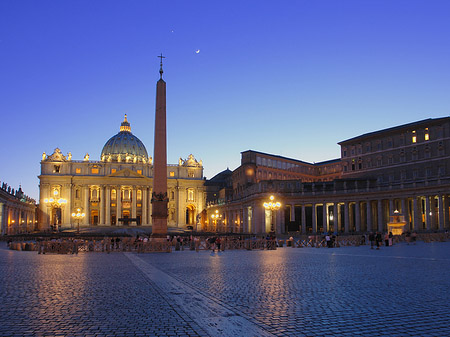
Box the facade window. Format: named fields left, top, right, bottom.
left=137, top=190, right=142, bottom=201
left=188, top=170, right=194, bottom=178
left=76, top=168, right=81, bottom=174
left=425, top=128, right=429, bottom=141
left=53, top=165, right=60, bottom=173
left=426, top=168, right=432, bottom=177
left=377, top=142, right=382, bottom=151
left=412, top=130, right=417, bottom=143
left=343, top=150, right=347, bottom=157
left=171, top=191, right=175, bottom=199
left=169, top=171, right=175, bottom=177
left=111, top=189, right=116, bottom=200
left=187, top=189, right=194, bottom=201
left=111, top=169, right=116, bottom=174
left=137, top=170, right=142, bottom=175
left=75, top=189, right=80, bottom=199
left=439, top=166, right=445, bottom=176
left=91, top=168, right=99, bottom=174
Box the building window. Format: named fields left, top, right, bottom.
left=171, top=191, right=175, bottom=199
left=187, top=189, right=194, bottom=201
left=425, top=128, right=429, bottom=141
left=111, top=169, right=116, bottom=174
left=91, top=168, right=99, bottom=174
left=111, top=189, right=116, bottom=200
left=188, top=170, right=194, bottom=178
left=76, top=168, right=81, bottom=174
left=137, top=190, right=142, bottom=201
left=137, top=170, right=142, bottom=175
left=75, top=189, right=80, bottom=199
left=170, top=171, right=175, bottom=177
left=54, top=165, right=61, bottom=173
left=412, top=130, right=417, bottom=143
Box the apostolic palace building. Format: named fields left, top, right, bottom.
left=38, top=115, right=205, bottom=231
left=206, top=117, right=450, bottom=236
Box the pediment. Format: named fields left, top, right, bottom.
left=108, top=168, right=145, bottom=178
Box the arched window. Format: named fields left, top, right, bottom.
left=111, top=189, right=116, bottom=200
left=187, top=189, right=194, bottom=201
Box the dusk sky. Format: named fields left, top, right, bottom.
left=1, top=0, right=450, bottom=201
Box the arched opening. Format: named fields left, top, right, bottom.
left=185, top=204, right=196, bottom=226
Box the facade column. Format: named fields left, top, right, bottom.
left=142, top=187, right=148, bottom=225
left=312, top=203, right=317, bottom=233
left=389, top=199, right=394, bottom=216
left=131, top=187, right=137, bottom=224
left=333, top=202, right=338, bottom=234
left=63, top=183, right=72, bottom=226
left=377, top=199, right=383, bottom=232
left=117, top=186, right=122, bottom=224
left=301, top=205, right=306, bottom=234
left=355, top=201, right=361, bottom=232
left=322, top=203, right=327, bottom=233
left=83, top=186, right=89, bottom=225
left=100, top=185, right=105, bottom=225
left=105, top=186, right=111, bottom=226
left=344, top=201, right=350, bottom=233
left=425, top=196, right=431, bottom=231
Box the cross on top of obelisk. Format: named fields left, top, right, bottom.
left=158, top=53, right=165, bottom=79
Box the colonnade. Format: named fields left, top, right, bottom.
left=208, top=193, right=450, bottom=235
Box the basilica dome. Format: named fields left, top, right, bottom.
left=101, top=115, right=149, bottom=163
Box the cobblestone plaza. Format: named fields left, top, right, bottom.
left=1, top=241, right=449, bottom=337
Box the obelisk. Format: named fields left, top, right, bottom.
left=151, top=54, right=168, bottom=236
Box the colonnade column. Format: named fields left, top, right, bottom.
left=355, top=201, right=361, bottom=232
left=438, top=195, right=444, bottom=230
left=100, top=185, right=105, bottom=225
left=333, top=203, right=339, bottom=234
left=301, top=205, right=306, bottom=234
left=413, top=197, right=420, bottom=231
left=401, top=199, right=409, bottom=230
left=105, top=186, right=111, bottom=226
left=312, top=203, right=317, bottom=233
left=290, top=204, right=295, bottom=222
left=444, top=195, right=449, bottom=230
left=322, top=203, right=327, bottom=233
left=377, top=199, right=383, bottom=232
left=344, top=201, right=350, bottom=233
left=366, top=200, right=373, bottom=232
left=425, top=196, right=431, bottom=231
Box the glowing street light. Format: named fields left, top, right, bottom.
left=264, top=195, right=281, bottom=233
left=211, top=210, right=221, bottom=232
left=71, top=208, right=86, bottom=234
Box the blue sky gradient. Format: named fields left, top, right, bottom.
left=1, top=0, right=449, bottom=200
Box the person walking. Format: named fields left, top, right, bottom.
left=375, top=232, right=382, bottom=250
left=369, top=232, right=375, bottom=249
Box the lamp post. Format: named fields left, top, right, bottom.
left=211, top=210, right=221, bottom=232
left=71, top=208, right=85, bottom=234
left=263, top=195, right=281, bottom=234
left=44, top=190, right=67, bottom=231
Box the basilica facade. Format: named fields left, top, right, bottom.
left=38, top=115, right=205, bottom=231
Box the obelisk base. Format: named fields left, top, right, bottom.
left=151, top=198, right=168, bottom=238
